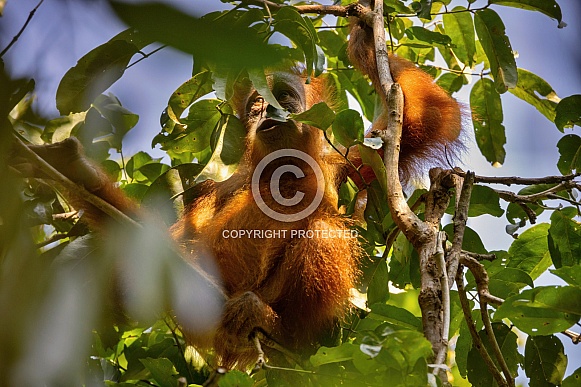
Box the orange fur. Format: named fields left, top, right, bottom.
left=348, top=17, right=464, bottom=183
left=170, top=71, right=360, bottom=368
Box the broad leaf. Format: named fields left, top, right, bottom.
left=524, top=335, right=567, bottom=386
left=507, top=223, right=551, bottom=280
left=563, top=367, right=581, bottom=387
left=367, top=258, right=389, bottom=305
left=494, top=286, right=581, bottom=335
left=474, top=9, right=517, bottom=93
left=332, top=109, right=364, bottom=147
left=56, top=29, right=148, bottom=115
left=165, top=71, right=214, bottom=129
left=557, top=134, right=581, bottom=174
left=471, top=78, right=506, bottom=165
left=548, top=208, right=581, bottom=268
left=139, top=358, right=178, bottom=387
left=467, top=323, right=519, bottom=386
left=273, top=6, right=322, bottom=78
left=405, top=26, right=452, bottom=46
left=550, top=265, right=581, bottom=288
left=468, top=185, right=504, bottom=217
left=509, top=68, right=558, bottom=123
left=290, top=102, right=336, bottom=130
left=369, top=304, right=422, bottom=331
left=111, top=3, right=290, bottom=70
left=310, top=343, right=357, bottom=367
left=555, top=95, right=581, bottom=131
left=489, top=0, right=563, bottom=24
left=154, top=99, right=223, bottom=154
left=443, top=7, right=476, bottom=67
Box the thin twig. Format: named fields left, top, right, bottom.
left=480, top=304, right=515, bottom=386
left=0, top=0, right=45, bottom=58
left=456, top=268, right=508, bottom=387
left=127, top=45, right=167, bottom=69
left=460, top=254, right=504, bottom=307
left=495, top=181, right=576, bottom=203
left=461, top=250, right=496, bottom=262
left=454, top=169, right=581, bottom=186
left=562, top=329, right=581, bottom=344
left=35, top=233, right=69, bottom=249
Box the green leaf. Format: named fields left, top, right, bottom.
left=550, top=266, right=581, bottom=287
left=358, top=144, right=387, bottom=195
left=405, top=26, right=452, bottom=46
left=488, top=267, right=533, bottom=300
left=524, top=335, right=567, bottom=386
left=273, top=7, right=321, bottom=77
left=467, top=323, right=519, bottom=386
left=110, top=3, right=288, bottom=71
left=56, top=29, right=147, bottom=115
left=310, top=343, right=357, bottom=367
left=219, top=114, right=246, bottom=166
left=494, top=287, right=581, bottom=335
left=218, top=370, right=253, bottom=387
left=332, top=109, right=364, bottom=147
left=336, top=71, right=375, bottom=121
left=443, top=7, right=476, bottom=66
left=139, top=358, right=178, bottom=387
left=92, top=94, right=139, bottom=150
left=489, top=0, right=563, bottom=24
left=555, top=95, right=581, bottom=131
left=509, top=68, right=558, bottom=123
left=155, top=99, right=222, bottom=154
left=165, top=71, right=214, bottom=127
left=436, top=72, right=465, bottom=94
left=367, top=258, right=389, bottom=305
left=369, top=304, right=422, bottom=331
left=563, top=367, right=581, bottom=387
left=474, top=9, right=517, bottom=93
left=548, top=208, right=581, bottom=268
left=443, top=224, right=488, bottom=255
left=557, top=134, right=581, bottom=174
left=290, top=102, right=336, bottom=130
left=126, top=151, right=154, bottom=180
left=122, top=183, right=150, bottom=202
left=468, top=185, right=504, bottom=217
left=248, top=69, right=284, bottom=111
left=505, top=184, right=556, bottom=224
left=507, top=223, right=551, bottom=280
left=470, top=78, right=506, bottom=165
left=43, top=112, right=87, bottom=143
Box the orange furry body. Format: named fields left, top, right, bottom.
left=348, top=19, right=464, bottom=182
left=171, top=74, right=360, bottom=368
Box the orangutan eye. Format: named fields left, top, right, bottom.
left=277, top=91, right=291, bottom=101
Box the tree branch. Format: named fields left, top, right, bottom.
left=0, top=0, right=45, bottom=58
left=447, top=171, right=474, bottom=285
left=456, top=268, right=508, bottom=387
left=460, top=254, right=504, bottom=307
left=454, top=169, right=581, bottom=186
left=11, top=134, right=139, bottom=228
left=480, top=303, right=515, bottom=386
